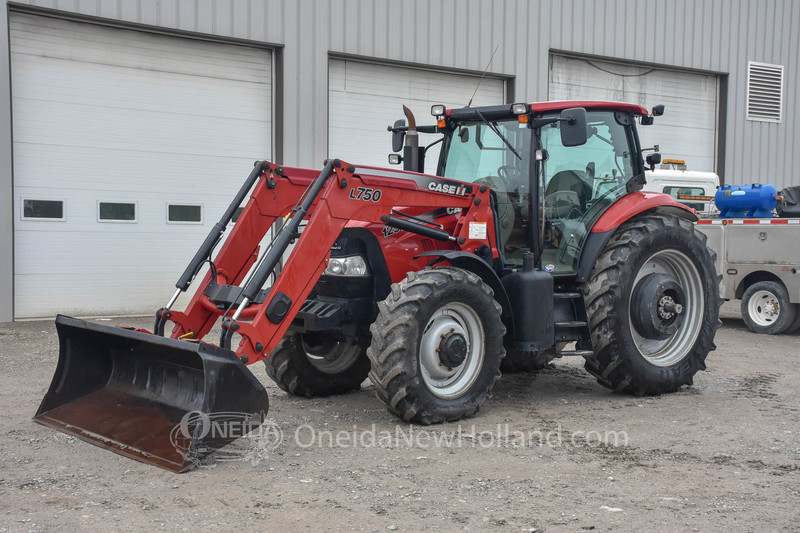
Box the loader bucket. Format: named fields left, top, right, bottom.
left=34, top=315, right=269, bottom=473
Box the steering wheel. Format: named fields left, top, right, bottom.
left=497, top=165, right=523, bottom=195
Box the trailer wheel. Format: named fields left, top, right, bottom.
left=741, top=281, right=797, bottom=335
left=264, top=333, right=370, bottom=397
left=582, top=214, right=720, bottom=395
left=367, top=267, right=505, bottom=424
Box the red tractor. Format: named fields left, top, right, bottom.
left=35, top=101, right=720, bottom=471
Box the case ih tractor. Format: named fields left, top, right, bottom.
left=35, top=101, right=720, bottom=472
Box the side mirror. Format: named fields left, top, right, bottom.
left=391, top=119, right=406, bottom=152
left=646, top=152, right=662, bottom=171
left=651, top=105, right=665, bottom=117
left=560, top=107, right=588, bottom=147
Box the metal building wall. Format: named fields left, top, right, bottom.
left=1, top=0, right=797, bottom=320
left=0, top=3, right=12, bottom=322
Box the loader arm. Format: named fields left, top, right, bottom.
left=160, top=160, right=496, bottom=365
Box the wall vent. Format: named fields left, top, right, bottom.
left=747, top=61, right=784, bottom=123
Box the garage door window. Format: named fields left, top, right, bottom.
left=98, top=202, right=137, bottom=222
left=167, top=204, right=202, bottom=224
left=22, top=199, right=65, bottom=220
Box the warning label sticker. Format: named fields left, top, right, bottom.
left=468, top=222, right=486, bottom=240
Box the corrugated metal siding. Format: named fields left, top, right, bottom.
left=2, top=0, right=799, bottom=320
left=3, top=0, right=800, bottom=182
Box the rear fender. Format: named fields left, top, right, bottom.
left=591, top=192, right=697, bottom=234
left=416, top=250, right=514, bottom=338
left=576, top=199, right=698, bottom=282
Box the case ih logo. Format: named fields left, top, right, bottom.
left=426, top=180, right=469, bottom=196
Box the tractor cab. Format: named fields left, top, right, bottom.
left=390, top=102, right=660, bottom=275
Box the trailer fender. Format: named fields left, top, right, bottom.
left=416, top=250, right=514, bottom=338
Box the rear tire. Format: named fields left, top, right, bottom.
left=582, top=214, right=720, bottom=395
left=367, top=267, right=505, bottom=424
left=264, top=334, right=370, bottom=397
left=741, top=281, right=796, bottom=335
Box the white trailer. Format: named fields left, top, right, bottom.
left=695, top=218, right=800, bottom=334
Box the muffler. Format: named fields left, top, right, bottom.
left=34, top=315, right=269, bottom=473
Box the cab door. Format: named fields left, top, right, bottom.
left=537, top=111, right=638, bottom=274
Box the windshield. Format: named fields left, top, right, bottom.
left=441, top=119, right=532, bottom=265
left=442, top=120, right=532, bottom=183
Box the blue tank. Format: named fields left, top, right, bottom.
left=715, top=184, right=779, bottom=218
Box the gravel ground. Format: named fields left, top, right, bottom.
left=0, top=301, right=798, bottom=532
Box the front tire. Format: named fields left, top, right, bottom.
left=582, top=214, right=720, bottom=395
left=264, top=333, right=370, bottom=397
left=367, top=267, right=505, bottom=424
left=741, top=281, right=797, bottom=335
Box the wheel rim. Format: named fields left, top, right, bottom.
left=419, top=302, right=485, bottom=399
left=747, top=290, right=781, bottom=326
left=628, top=249, right=704, bottom=367
left=301, top=336, right=362, bottom=374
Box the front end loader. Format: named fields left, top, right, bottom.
left=35, top=101, right=720, bottom=471
left=35, top=158, right=497, bottom=471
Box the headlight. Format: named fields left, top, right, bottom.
left=324, top=255, right=369, bottom=277
left=511, top=102, right=528, bottom=115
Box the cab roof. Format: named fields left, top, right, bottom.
left=529, top=100, right=649, bottom=115
left=445, top=101, right=649, bottom=121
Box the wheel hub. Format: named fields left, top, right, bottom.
left=762, top=299, right=779, bottom=317
left=438, top=331, right=468, bottom=368
left=632, top=273, right=686, bottom=340
left=419, top=302, right=485, bottom=398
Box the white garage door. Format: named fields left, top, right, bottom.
left=549, top=55, right=718, bottom=172
left=11, top=13, right=272, bottom=318
left=329, top=59, right=505, bottom=174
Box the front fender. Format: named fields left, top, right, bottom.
left=416, top=250, right=514, bottom=338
